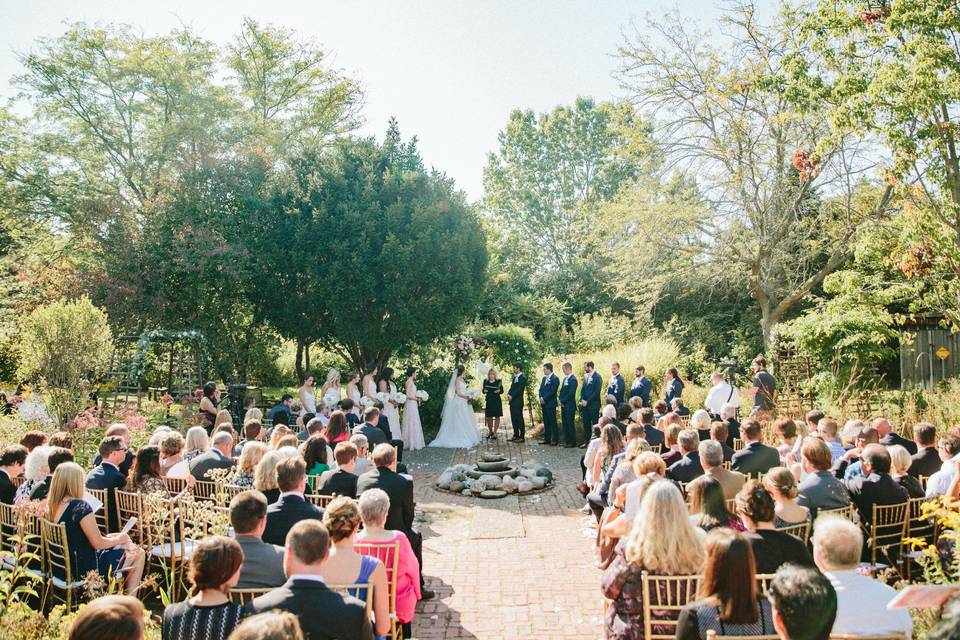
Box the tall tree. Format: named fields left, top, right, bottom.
left=615, top=2, right=894, bottom=348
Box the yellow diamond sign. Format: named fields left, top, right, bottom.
left=936, top=346, right=951, bottom=361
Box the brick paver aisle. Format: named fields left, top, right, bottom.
left=405, top=419, right=602, bottom=640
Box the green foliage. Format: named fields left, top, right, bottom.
left=479, top=325, right=541, bottom=375
left=558, top=311, right=647, bottom=353
left=16, top=297, right=112, bottom=425
left=556, top=338, right=682, bottom=398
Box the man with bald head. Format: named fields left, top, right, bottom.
left=189, top=431, right=235, bottom=480
left=874, top=417, right=917, bottom=455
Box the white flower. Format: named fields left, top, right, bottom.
left=393, top=392, right=407, bottom=404
left=360, top=397, right=375, bottom=408
left=415, top=390, right=429, bottom=402
left=466, top=389, right=480, bottom=400
left=323, top=391, right=340, bottom=408
left=375, top=391, right=390, bottom=403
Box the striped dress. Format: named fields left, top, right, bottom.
left=162, top=601, right=243, bottom=640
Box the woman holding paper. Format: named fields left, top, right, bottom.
left=47, top=462, right=145, bottom=594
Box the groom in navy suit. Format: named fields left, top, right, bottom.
left=579, top=361, right=602, bottom=447
left=559, top=362, right=579, bottom=447
left=506, top=363, right=527, bottom=442
left=606, top=362, right=625, bottom=405
left=629, top=365, right=652, bottom=407
left=538, top=363, right=560, bottom=445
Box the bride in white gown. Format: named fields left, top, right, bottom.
left=429, top=365, right=480, bottom=449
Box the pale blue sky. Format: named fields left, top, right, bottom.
left=0, top=0, right=732, bottom=200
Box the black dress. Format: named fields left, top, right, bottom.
left=483, top=379, right=504, bottom=418
left=162, top=601, right=243, bottom=640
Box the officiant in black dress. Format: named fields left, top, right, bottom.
left=483, top=369, right=504, bottom=440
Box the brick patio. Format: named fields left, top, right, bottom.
left=405, top=426, right=603, bottom=640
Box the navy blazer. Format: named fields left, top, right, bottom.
left=879, top=432, right=918, bottom=455
left=664, top=378, right=684, bottom=404
left=667, top=452, right=704, bottom=484
left=246, top=578, right=373, bottom=640
left=558, top=374, right=578, bottom=408
left=356, top=467, right=414, bottom=532
left=85, top=462, right=126, bottom=532
left=629, top=376, right=652, bottom=407
left=642, top=424, right=665, bottom=448
left=607, top=373, right=625, bottom=405
left=539, top=373, right=559, bottom=409
left=262, top=494, right=323, bottom=546
left=507, top=373, right=526, bottom=407
left=731, top=442, right=781, bottom=476
left=580, top=371, right=602, bottom=407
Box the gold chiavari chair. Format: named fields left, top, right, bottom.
left=41, top=518, right=85, bottom=610
left=640, top=572, right=700, bottom=640
left=21, top=511, right=44, bottom=581
left=147, top=498, right=199, bottom=600
left=229, top=588, right=271, bottom=605
left=680, top=415, right=692, bottom=425
left=0, top=502, right=20, bottom=568
left=776, top=521, right=811, bottom=545
left=86, top=488, right=109, bottom=535
left=114, top=490, right=146, bottom=546
left=918, top=475, right=929, bottom=492
left=864, top=502, right=908, bottom=570
left=306, top=494, right=336, bottom=510
left=191, top=480, right=221, bottom=501
left=223, top=484, right=246, bottom=500
left=817, top=504, right=857, bottom=525
left=754, top=573, right=777, bottom=597
left=329, top=582, right=375, bottom=618
left=355, top=541, right=401, bottom=640
left=903, top=497, right=938, bottom=580
left=733, top=438, right=744, bottom=451
left=721, top=461, right=732, bottom=470
left=162, top=476, right=188, bottom=495
left=649, top=443, right=662, bottom=454
left=10, top=476, right=26, bottom=489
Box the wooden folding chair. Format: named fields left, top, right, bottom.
left=41, top=519, right=86, bottom=610
left=864, top=502, right=908, bottom=570
left=355, top=541, right=401, bottom=640
left=329, top=582, right=375, bottom=618
left=640, top=572, right=700, bottom=640
left=776, top=521, right=810, bottom=545
left=306, top=494, right=336, bottom=509
left=903, top=497, right=938, bottom=580
left=229, top=588, right=271, bottom=604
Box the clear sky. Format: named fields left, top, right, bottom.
left=0, top=0, right=730, bottom=201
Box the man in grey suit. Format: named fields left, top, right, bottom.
left=731, top=419, right=781, bottom=476
left=694, top=439, right=746, bottom=499
left=797, top=437, right=851, bottom=519
left=230, top=490, right=286, bottom=589
left=245, top=520, right=373, bottom=640
left=351, top=407, right=389, bottom=448
left=189, top=431, right=235, bottom=480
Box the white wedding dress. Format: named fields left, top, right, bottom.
left=429, top=375, right=480, bottom=449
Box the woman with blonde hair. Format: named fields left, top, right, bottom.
left=602, top=452, right=667, bottom=538
left=231, top=442, right=266, bottom=488
left=601, top=481, right=705, bottom=639
left=320, top=369, right=341, bottom=403
left=591, top=425, right=625, bottom=487
left=47, top=462, right=145, bottom=594
left=609, top=437, right=650, bottom=500
left=268, top=426, right=293, bottom=450
left=213, top=409, right=233, bottom=431
left=691, top=409, right=712, bottom=436
left=762, top=467, right=810, bottom=527
left=243, top=407, right=263, bottom=424
left=254, top=449, right=293, bottom=504
left=183, top=426, right=209, bottom=463
left=319, top=497, right=390, bottom=639
left=661, top=424, right=684, bottom=467
left=888, top=445, right=924, bottom=498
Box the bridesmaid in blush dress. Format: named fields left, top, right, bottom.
left=378, top=367, right=403, bottom=440
left=346, top=371, right=362, bottom=419
left=362, top=368, right=379, bottom=405
left=401, top=367, right=425, bottom=450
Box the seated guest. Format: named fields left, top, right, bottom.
left=230, top=490, right=286, bottom=589
left=129, top=445, right=166, bottom=494
left=245, top=520, right=374, bottom=640
left=320, top=498, right=390, bottom=640
left=68, top=595, right=145, bottom=640
left=834, top=427, right=879, bottom=480
left=768, top=565, right=837, bottom=640
left=796, top=437, right=851, bottom=519
left=0, top=444, right=26, bottom=504
left=349, top=434, right=371, bottom=476
left=667, top=429, right=704, bottom=483
left=844, top=443, right=909, bottom=528
left=590, top=424, right=625, bottom=494
left=908, top=422, right=941, bottom=478
left=804, top=410, right=825, bottom=436
left=29, top=446, right=73, bottom=501
left=601, top=481, right=705, bottom=639
left=812, top=516, right=912, bottom=637
left=636, top=407, right=664, bottom=448
left=85, top=437, right=129, bottom=531
left=588, top=425, right=641, bottom=521
left=720, top=403, right=741, bottom=446
left=19, top=430, right=47, bottom=453
left=676, top=529, right=776, bottom=640
left=816, top=418, right=846, bottom=462
left=735, top=481, right=813, bottom=574
left=242, top=418, right=264, bottom=445
left=661, top=424, right=683, bottom=467
left=875, top=417, right=917, bottom=454
left=301, top=435, right=331, bottom=476
left=317, top=442, right=359, bottom=498
left=183, top=426, right=209, bottom=463
left=652, top=399, right=669, bottom=423
left=773, top=418, right=800, bottom=463
left=689, top=476, right=743, bottom=532
left=696, top=440, right=745, bottom=499
left=49, top=431, right=74, bottom=451
left=671, top=397, right=690, bottom=417
left=297, top=417, right=324, bottom=443
left=710, top=422, right=735, bottom=462
left=189, top=432, right=235, bottom=481
left=231, top=442, right=267, bottom=488
left=609, top=452, right=667, bottom=532
left=371, top=400, right=406, bottom=462
left=926, top=432, right=960, bottom=497
left=762, top=467, right=809, bottom=528
left=254, top=449, right=290, bottom=505
left=227, top=612, right=304, bottom=640
left=888, top=444, right=924, bottom=498
left=92, top=424, right=136, bottom=477
left=731, top=419, right=780, bottom=476
left=340, top=399, right=362, bottom=428
left=352, top=407, right=389, bottom=448
left=160, top=432, right=190, bottom=478
left=267, top=394, right=295, bottom=425
left=356, top=489, right=422, bottom=635
left=263, top=457, right=323, bottom=546
left=609, top=438, right=649, bottom=502
left=162, top=536, right=244, bottom=640
left=17, top=445, right=52, bottom=502
left=324, top=410, right=351, bottom=445
left=49, top=462, right=145, bottom=594
left=691, top=409, right=712, bottom=442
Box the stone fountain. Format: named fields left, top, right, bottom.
left=434, top=451, right=554, bottom=499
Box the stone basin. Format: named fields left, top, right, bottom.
left=465, top=468, right=518, bottom=479
left=477, top=460, right=511, bottom=472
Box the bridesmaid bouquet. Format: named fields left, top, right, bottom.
left=393, top=392, right=407, bottom=404
left=415, top=390, right=429, bottom=402
left=323, top=391, right=340, bottom=409
left=375, top=391, right=391, bottom=404
left=360, top=397, right=375, bottom=408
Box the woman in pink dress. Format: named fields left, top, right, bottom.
left=356, top=489, right=422, bottom=637
left=401, top=367, right=426, bottom=451
left=377, top=367, right=402, bottom=440
left=346, top=371, right=362, bottom=419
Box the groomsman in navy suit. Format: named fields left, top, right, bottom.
left=559, top=362, right=579, bottom=447
left=507, top=363, right=527, bottom=442
left=538, top=363, right=560, bottom=445
left=579, top=361, right=602, bottom=448
left=607, top=362, right=625, bottom=405
left=629, top=365, right=652, bottom=407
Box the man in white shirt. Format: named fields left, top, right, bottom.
left=925, top=432, right=960, bottom=497
left=812, top=516, right=912, bottom=638
left=704, top=371, right=739, bottom=417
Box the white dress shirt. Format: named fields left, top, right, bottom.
left=704, top=381, right=739, bottom=415
left=826, top=569, right=912, bottom=637
left=925, top=453, right=959, bottom=497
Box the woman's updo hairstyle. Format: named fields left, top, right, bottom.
left=188, top=536, right=243, bottom=595
left=322, top=496, right=361, bottom=543
left=763, top=466, right=799, bottom=500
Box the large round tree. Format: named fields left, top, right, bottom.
left=250, top=121, right=488, bottom=373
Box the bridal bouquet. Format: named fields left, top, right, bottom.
left=323, top=391, right=340, bottom=409
left=415, top=390, right=429, bottom=402
left=393, top=392, right=407, bottom=404
left=466, top=389, right=480, bottom=400
left=375, top=391, right=391, bottom=404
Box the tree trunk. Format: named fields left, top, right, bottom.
left=305, top=341, right=311, bottom=374
left=295, top=339, right=305, bottom=382
left=759, top=301, right=774, bottom=355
